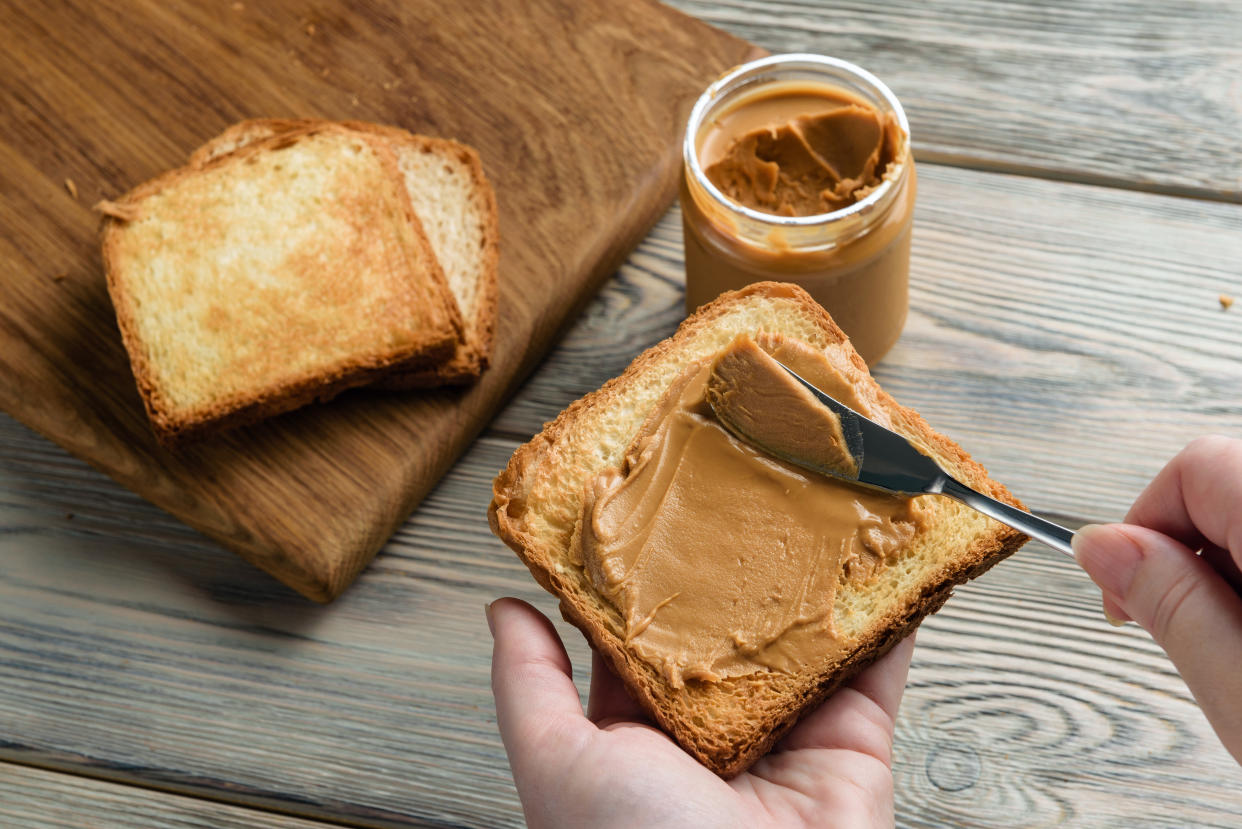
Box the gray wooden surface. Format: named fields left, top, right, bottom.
left=0, top=764, right=337, bottom=829
left=670, top=0, right=1242, bottom=200
left=3, top=1, right=1242, bottom=827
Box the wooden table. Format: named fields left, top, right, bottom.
left=3, top=1, right=1240, bottom=826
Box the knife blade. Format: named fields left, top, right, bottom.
left=765, top=360, right=1075, bottom=557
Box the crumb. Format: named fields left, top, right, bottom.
left=382, top=81, right=392, bottom=90
left=64, top=178, right=78, bottom=199
left=321, top=67, right=330, bottom=77
left=351, top=94, right=360, bottom=107
left=65, top=512, right=74, bottom=520
left=1221, top=294, right=1235, bottom=310
left=306, top=22, right=315, bottom=36
left=232, top=1, right=243, bottom=9
left=53, top=272, right=67, bottom=281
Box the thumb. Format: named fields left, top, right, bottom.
left=1073, top=523, right=1242, bottom=762
left=488, top=599, right=589, bottom=774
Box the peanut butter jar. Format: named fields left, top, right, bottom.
left=681, top=54, right=915, bottom=365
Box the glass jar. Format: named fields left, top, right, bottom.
left=681, top=54, right=915, bottom=365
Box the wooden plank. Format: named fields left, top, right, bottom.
left=898, top=549, right=1242, bottom=828
left=0, top=427, right=541, bottom=827
left=666, top=0, right=1242, bottom=200
left=494, top=163, right=1242, bottom=525
left=9, top=160, right=1237, bottom=825
left=0, top=762, right=339, bottom=829
left=0, top=0, right=757, bottom=601
left=2, top=411, right=1240, bottom=827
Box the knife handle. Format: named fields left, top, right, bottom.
left=940, top=476, right=1075, bottom=557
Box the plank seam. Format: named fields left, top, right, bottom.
left=915, top=150, right=1242, bottom=205
left=0, top=752, right=461, bottom=829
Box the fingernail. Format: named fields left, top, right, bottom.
left=1102, top=603, right=1128, bottom=627
left=485, top=601, right=496, bottom=636
left=1072, top=523, right=1143, bottom=600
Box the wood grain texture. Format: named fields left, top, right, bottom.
left=897, top=549, right=1242, bottom=828
left=495, top=163, right=1242, bottom=524
left=666, top=0, right=1242, bottom=200
left=3, top=159, right=1241, bottom=825
left=0, top=762, right=340, bottom=829
left=4, top=1, right=1242, bottom=826
left=2, top=419, right=1240, bottom=827
left=0, top=0, right=758, bottom=601
left=0, top=424, right=553, bottom=827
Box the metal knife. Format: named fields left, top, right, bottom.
left=765, top=362, right=1075, bottom=556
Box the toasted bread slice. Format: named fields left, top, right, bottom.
left=489, top=282, right=1028, bottom=777
left=191, top=118, right=498, bottom=387
left=99, top=123, right=462, bottom=444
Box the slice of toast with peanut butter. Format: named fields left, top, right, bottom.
left=489, top=282, right=1027, bottom=777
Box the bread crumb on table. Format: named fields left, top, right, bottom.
left=1221, top=294, right=1235, bottom=310
left=64, top=178, right=77, bottom=199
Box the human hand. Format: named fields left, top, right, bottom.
left=1072, top=435, right=1242, bottom=763
left=488, top=597, right=914, bottom=829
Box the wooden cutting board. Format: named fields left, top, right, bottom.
left=0, top=0, right=759, bottom=601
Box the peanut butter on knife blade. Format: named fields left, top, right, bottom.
left=706, top=334, right=861, bottom=479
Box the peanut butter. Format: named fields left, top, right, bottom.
left=701, top=88, right=902, bottom=217
left=571, top=334, right=925, bottom=689
left=682, top=57, right=915, bottom=365
left=706, top=334, right=860, bottom=479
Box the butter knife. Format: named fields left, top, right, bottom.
left=769, top=363, right=1075, bottom=556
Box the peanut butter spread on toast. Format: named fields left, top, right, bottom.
left=571, top=334, right=925, bottom=688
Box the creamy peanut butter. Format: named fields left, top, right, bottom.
left=571, top=334, right=925, bottom=689
left=682, top=60, right=916, bottom=365
left=701, top=87, right=902, bottom=217
left=706, top=334, right=860, bottom=479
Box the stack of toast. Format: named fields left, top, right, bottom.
left=97, top=119, right=498, bottom=446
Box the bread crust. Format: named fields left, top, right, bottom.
left=378, top=134, right=499, bottom=389
left=100, top=122, right=461, bottom=446
left=489, top=282, right=1029, bottom=776
left=190, top=118, right=499, bottom=389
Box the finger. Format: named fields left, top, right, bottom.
left=1101, top=593, right=1131, bottom=625
left=586, top=650, right=649, bottom=726
left=777, top=634, right=915, bottom=760
left=489, top=598, right=587, bottom=768
left=846, top=633, right=917, bottom=721
left=1073, top=524, right=1242, bottom=762
left=1125, top=436, right=1242, bottom=570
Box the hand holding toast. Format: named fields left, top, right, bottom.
left=1074, top=435, right=1242, bottom=763
left=488, top=597, right=914, bottom=829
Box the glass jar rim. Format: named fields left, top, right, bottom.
left=683, top=53, right=911, bottom=229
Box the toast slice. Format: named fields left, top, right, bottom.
left=99, top=123, right=462, bottom=445
left=191, top=118, right=498, bottom=388
left=489, top=282, right=1028, bottom=776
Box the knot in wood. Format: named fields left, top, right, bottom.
left=925, top=741, right=981, bottom=792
